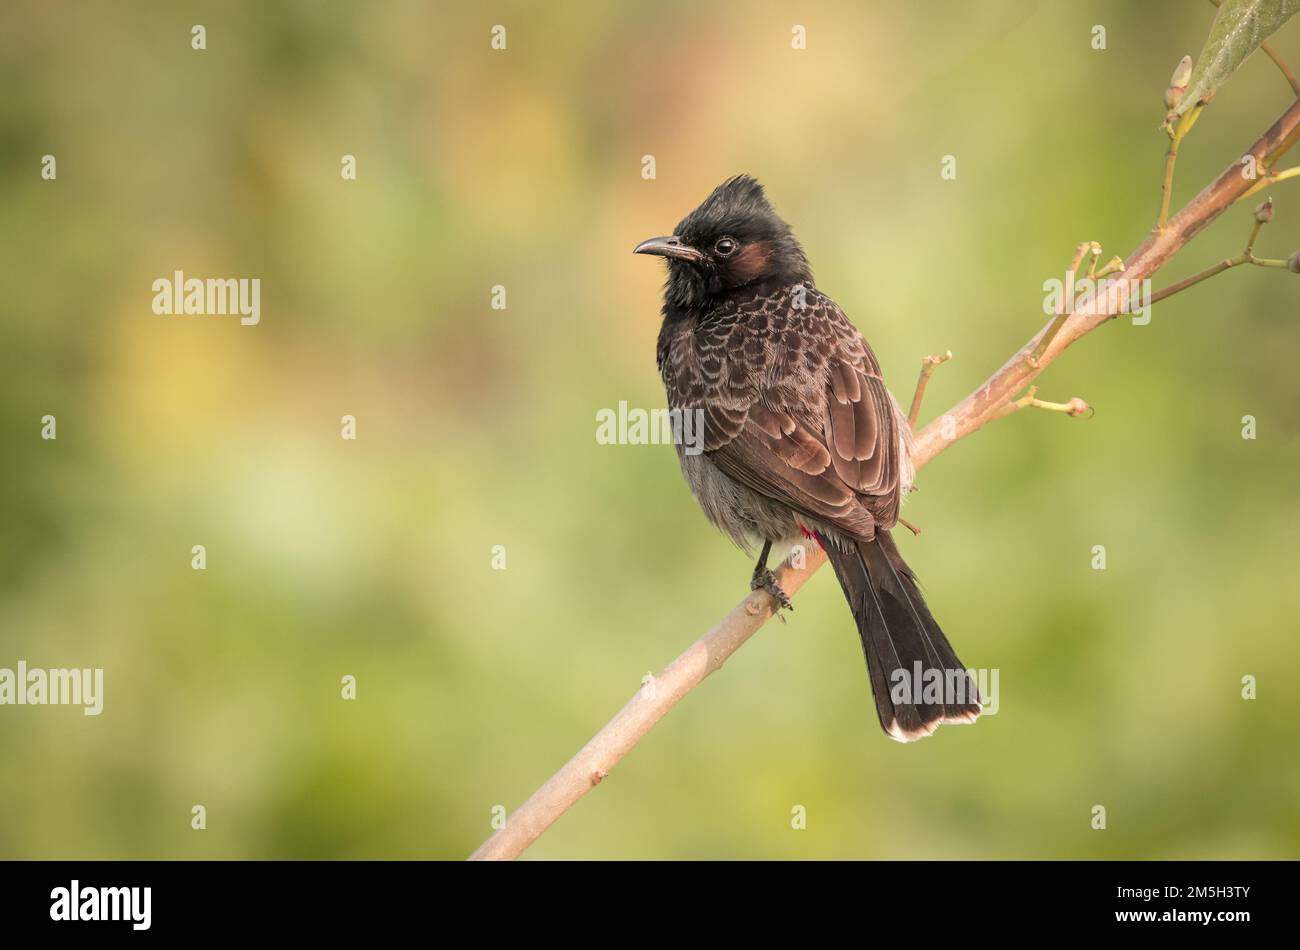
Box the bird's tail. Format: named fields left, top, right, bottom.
left=819, top=529, right=982, bottom=742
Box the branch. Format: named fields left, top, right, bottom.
left=990, top=385, right=1091, bottom=421
left=1151, top=199, right=1295, bottom=304
left=914, top=95, right=1300, bottom=469
left=1262, top=42, right=1300, bottom=95
left=1159, top=104, right=1203, bottom=232
left=468, top=543, right=830, bottom=861
left=1030, top=241, right=1099, bottom=365
left=906, top=350, right=952, bottom=430
left=1238, top=163, right=1300, bottom=202
left=468, top=94, right=1300, bottom=863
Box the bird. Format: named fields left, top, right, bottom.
left=634, top=175, right=981, bottom=742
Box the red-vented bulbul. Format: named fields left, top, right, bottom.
left=635, top=175, right=981, bottom=742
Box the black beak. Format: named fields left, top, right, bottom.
left=633, top=235, right=704, bottom=263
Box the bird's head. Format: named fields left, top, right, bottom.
left=634, top=175, right=812, bottom=312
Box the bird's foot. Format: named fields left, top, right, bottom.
left=751, top=568, right=793, bottom=614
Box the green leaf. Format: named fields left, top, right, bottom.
left=1171, top=0, right=1300, bottom=118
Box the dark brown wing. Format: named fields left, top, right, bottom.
left=661, top=285, right=903, bottom=539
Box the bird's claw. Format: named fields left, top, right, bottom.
left=751, top=569, right=793, bottom=614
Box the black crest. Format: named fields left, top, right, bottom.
left=656, top=176, right=813, bottom=313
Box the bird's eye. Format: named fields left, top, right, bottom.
left=714, top=237, right=738, bottom=257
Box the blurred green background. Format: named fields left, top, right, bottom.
left=1, top=1, right=1297, bottom=860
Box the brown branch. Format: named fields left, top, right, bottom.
left=467, top=543, right=829, bottom=861
left=468, top=94, right=1300, bottom=862
left=1262, top=42, right=1300, bottom=95
left=913, top=96, right=1300, bottom=468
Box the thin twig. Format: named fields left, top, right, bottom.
left=906, top=350, right=952, bottom=430
left=1150, top=258, right=1234, bottom=304
left=991, top=385, right=1090, bottom=421
left=1150, top=253, right=1290, bottom=304
left=1085, top=243, right=1104, bottom=279
left=1262, top=43, right=1300, bottom=95
left=1095, top=255, right=1126, bottom=279
left=1238, top=165, right=1300, bottom=202
left=1151, top=199, right=1290, bottom=304
left=1159, top=105, right=1202, bottom=232
left=1030, top=241, right=1097, bottom=365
